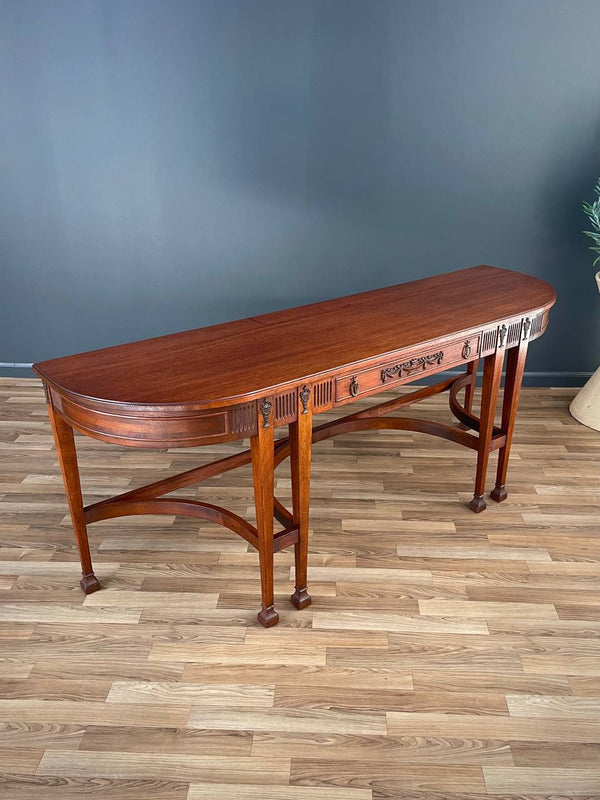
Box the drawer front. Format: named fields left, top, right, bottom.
left=50, top=391, right=258, bottom=448
left=335, top=335, right=479, bottom=403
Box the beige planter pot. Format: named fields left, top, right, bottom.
left=569, top=271, right=600, bottom=432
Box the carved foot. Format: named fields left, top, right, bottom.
left=468, top=494, right=487, bottom=513
left=257, top=604, right=280, bottom=628
left=80, top=573, right=101, bottom=594
left=490, top=485, right=508, bottom=503
left=291, top=587, right=312, bottom=610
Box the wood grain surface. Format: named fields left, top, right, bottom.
left=33, top=265, right=554, bottom=406
left=1, top=376, right=598, bottom=799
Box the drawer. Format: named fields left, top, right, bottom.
left=335, top=334, right=479, bottom=403
left=51, top=391, right=258, bottom=448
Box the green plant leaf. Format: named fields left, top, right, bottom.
left=582, top=180, right=600, bottom=267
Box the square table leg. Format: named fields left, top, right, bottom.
left=469, top=349, right=504, bottom=513
left=251, top=398, right=279, bottom=627
left=289, top=387, right=312, bottom=610
left=46, top=401, right=101, bottom=594
left=464, top=357, right=478, bottom=416
left=491, top=340, right=528, bottom=503
left=458, top=358, right=479, bottom=431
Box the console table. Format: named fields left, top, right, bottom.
left=34, top=265, right=556, bottom=626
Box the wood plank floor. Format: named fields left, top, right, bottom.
left=0, top=376, right=599, bottom=799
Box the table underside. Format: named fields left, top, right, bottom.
left=80, top=369, right=498, bottom=560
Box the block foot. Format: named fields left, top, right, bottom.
left=468, top=494, right=487, bottom=513
left=291, top=587, right=311, bottom=610
left=80, top=573, right=101, bottom=594
left=257, top=604, right=280, bottom=628
left=490, top=485, right=508, bottom=503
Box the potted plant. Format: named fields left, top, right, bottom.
left=569, top=179, right=600, bottom=431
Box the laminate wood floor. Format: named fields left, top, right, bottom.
left=0, top=377, right=599, bottom=799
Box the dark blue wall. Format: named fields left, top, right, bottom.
left=2, top=0, right=599, bottom=381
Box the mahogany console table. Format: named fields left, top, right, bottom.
left=34, top=265, right=555, bottom=627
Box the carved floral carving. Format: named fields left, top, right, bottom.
left=259, top=398, right=272, bottom=428
left=300, top=385, right=310, bottom=414
left=381, top=351, right=444, bottom=383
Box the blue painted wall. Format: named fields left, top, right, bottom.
left=2, top=0, right=599, bottom=381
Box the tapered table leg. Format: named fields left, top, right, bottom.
left=491, top=340, right=528, bottom=503
left=251, top=398, right=278, bottom=627
left=469, top=349, right=504, bottom=513
left=464, top=358, right=478, bottom=415
left=289, top=386, right=312, bottom=610
left=458, top=358, right=478, bottom=430
left=46, top=401, right=101, bottom=594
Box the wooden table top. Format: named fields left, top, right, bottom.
left=34, top=265, right=555, bottom=408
